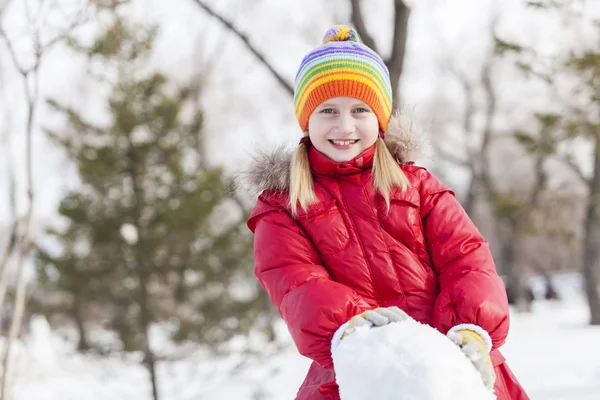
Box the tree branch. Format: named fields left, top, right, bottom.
left=452, top=68, right=475, bottom=137
left=349, top=0, right=378, bottom=53
left=432, top=142, right=471, bottom=168
left=189, top=0, right=294, bottom=96
left=558, top=153, right=589, bottom=185
left=43, top=7, right=90, bottom=51
left=451, top=63, right=479, bottom=215
left=0, top=23, right=27, bottom=76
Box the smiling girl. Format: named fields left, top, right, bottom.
left=245, top=25, right=529, bottom=400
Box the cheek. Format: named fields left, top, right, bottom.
left=308, top=119, right=329, bottom=142
left=359, top=119, right=380, bottom=142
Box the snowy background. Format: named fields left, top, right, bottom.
left=4, top=273, right=600, bottom=399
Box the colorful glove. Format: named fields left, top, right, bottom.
left=447, top=325, right=496, bottom=391
left=332, top=306, right=409, bottom=349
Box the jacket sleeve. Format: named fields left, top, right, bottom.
left=248, top=193, right=371, bottom=369
left=415, top=169, right=510, bottom=349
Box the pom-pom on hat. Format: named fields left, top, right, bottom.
left=293, top=25, right=393, bottom=133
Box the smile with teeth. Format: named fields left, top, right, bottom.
left=329, top=139, right=359, bottom=146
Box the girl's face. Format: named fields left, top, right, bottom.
left=307, top=96, right=379, bottom=162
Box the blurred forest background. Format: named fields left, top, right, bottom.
left=0, top=0, right=599, bottom=399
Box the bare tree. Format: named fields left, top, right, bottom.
left=494, top=113, right=561, bottom=311
left=0, top=1, right=90, bottom=398
left=436, top=55, right=495, bottom=217
left=0, top=0, right=18, bottom=332
left=432, top=12, right=504, bottom=219
left=432, top=15, right=566, bottom=310
left=189, top=0, right=413, bottom=110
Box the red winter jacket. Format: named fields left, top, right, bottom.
left=247, top=131, right=529, bottom=400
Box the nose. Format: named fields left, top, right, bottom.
left=335, top=113, right=354, bottom=135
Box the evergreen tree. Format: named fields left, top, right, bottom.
left=35, top=14, right=271, bottom=399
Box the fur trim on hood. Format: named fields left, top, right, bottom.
left=236, top=110, right=428, bottom=196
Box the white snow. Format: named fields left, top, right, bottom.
left=2, top=273, right=600, bottom=400
left=332, top=319, right=495, bottom=400
left=120, top=224, right=139, bottom=245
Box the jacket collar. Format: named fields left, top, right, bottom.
left=308, top=143, right=375, bottom=176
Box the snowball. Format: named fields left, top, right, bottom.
left=332, top=318, right=496, bottom=400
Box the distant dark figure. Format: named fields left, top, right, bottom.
left=544, top=279, right=560, bottom=300
left=505, top=282, right=535, bottom=306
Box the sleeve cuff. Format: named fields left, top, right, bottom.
left=447, top=323, right=493, bottom=352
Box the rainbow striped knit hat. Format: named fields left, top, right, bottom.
left=294, top=25, right=393, bottom=133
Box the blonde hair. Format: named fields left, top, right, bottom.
left=289, top=136, right=410, bottom=215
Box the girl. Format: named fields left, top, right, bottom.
left=246, top=25, right=529, bottom=400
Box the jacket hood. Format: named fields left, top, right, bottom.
left=237, top=110, right=428, bottom=196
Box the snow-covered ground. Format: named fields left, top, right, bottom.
left=502, top=274, right=600, bottom=399
left=4, top=273, right=600, bottom=400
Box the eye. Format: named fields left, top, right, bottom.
left=320, top=108, right=336, bottom=114
left=354, top=107, right=370, bottom=113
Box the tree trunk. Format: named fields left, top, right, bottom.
left=139, top=281, right=159, bottom=400
left=0, top=249, right=29, bottom=400
left=583, top=138, right=600, bottom=325
left=72, top=296, right=90, bottom=351
left=353, top=0, right=411, bottom=109
left=133, top=246, right=159, bottom=400
left=463, top=178, right=478, bottom=217
left=388, top=1, right=410, bottom=110
left=126, top=146, right=160, bottom=400
left=131, top=235, right=160, bottom=400
left=500, top=221, right=531, bottom=312
left=0, top=226, right=17, bottom=331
